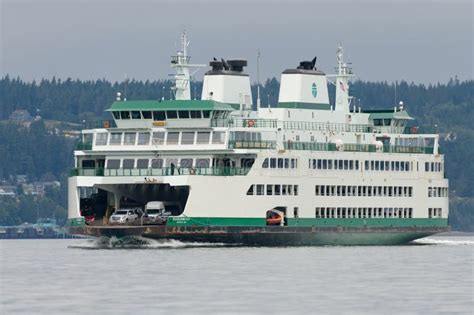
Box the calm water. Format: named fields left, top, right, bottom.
left=1, top=235, right=473, bottom=314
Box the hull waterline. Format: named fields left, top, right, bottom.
left=68, top=225, right=449, bottom=246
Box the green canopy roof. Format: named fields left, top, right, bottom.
left=368, top=110, right=413, bottom=120
left=106, top=100, right=236, bottom=112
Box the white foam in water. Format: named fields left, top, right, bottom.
left=412, top=237, right=474, bottom=246
left=69, top=236, right=230, bottom=249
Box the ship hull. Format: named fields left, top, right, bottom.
left=68, top=225, right=449, bottom=246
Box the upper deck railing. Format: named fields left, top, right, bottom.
left=212, top=118, right=437, bottom=135
left=80, top=117, right=437, bottom=136
left=212, top=118, right=372, bottom=133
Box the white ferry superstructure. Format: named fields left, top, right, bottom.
left=67, top=33, right=449, bottom=245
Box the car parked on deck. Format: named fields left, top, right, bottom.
left=109, top=208, right=141, bottom=224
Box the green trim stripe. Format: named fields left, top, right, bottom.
left=277, top=102, right=331, bottom=110
left=67, top=217, right=85, bottom=227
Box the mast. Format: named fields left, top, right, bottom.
left=333, top=43, right=354, bottom=112
left=257, top=49, right=261, bottom=111
left=170, top=31, right=205, bottom=100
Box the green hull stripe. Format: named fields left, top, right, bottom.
left=68, top=216, right=448, bottom=228
left=277, top=102, right=331, bottom=110
left=166, top=217, right=448, bottom=227
left=167, top=217, right=266, bottom=226
left=67, top=217, right=86, bottom=226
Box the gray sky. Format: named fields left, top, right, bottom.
left=1, top=0, right=473, bottom=83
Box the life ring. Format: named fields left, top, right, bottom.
left=189, top=168, right=196, bottom=175
left=410, top=126, right=418, bottom=134
left=103, top=120, right=110, bottom=128
left=266, top=216, right=282, bottom=225
left=247, top=120, right=255, bottom=127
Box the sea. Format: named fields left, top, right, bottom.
left=1, top=235, right=473, bottom=315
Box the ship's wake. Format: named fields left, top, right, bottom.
left=412, top=237, right=474, bottom=246
left=68, top=236, right=233, bottom=249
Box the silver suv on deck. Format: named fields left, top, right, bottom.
left=109, top=208, right=142, bottom=224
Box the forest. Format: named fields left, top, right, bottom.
left=0, top=76, right=472, bottom=230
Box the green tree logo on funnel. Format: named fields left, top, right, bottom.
left=312, top=83, right=318, bottom=98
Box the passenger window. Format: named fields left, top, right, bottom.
left=123, top=159, right=134, bottom=169
left=131, top=111, right=141, bottom=119
left=180, top=159, right=193, bottom=168
left=153, top=111, right=166, bottom=121
left=95, top=133, right=108, bottom=146
left=291, top=159, right=297, bottom=169
left=166, top=111, right=178, bottom=119
left=167, top=132, right=180, bottom=144
left=266, top=185, right=273, bottom=195
left=120, top=111, right=130, bottom=119
left=246, top=185, right=254, bottom=195
left=151, top=158, right=163, bottom=168
left=262, top=158, right=269, bottom=168
left=142, top=111, right=152, bottom=119
left=106, top=159, right=120, bottom=169
left=137, top=159, right=149, bottom=169
left=181, top=132, right=195, bottom=145
left=178, top=111, right=190, bottom=119
left=137, top=132, right=150, bottom=145
left=278, top=158, right=284, bottom=168
left=196, top=159, right=210, bottom=168
left=212, top=132, right=225, bottom=144
left=152, top=132, right=166, bottom=145
left=107, top=132, right=121, bottom=145
left=294, top=207, right=299, bottom=218
left=270, top=158, right=276, bottom=168
left=274, top=185, right=281, bottom=195
left=196, top=132, right=211, bottom=144
left=124, top=132, right=136, bottom=145
left=190, top=111, right=202, bottom=119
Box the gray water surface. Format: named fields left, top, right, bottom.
left=1, top=236, right=473, bottom=314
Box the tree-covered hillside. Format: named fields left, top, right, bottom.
left=0, top=76, right=472, bottom=230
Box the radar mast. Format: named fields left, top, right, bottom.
left=170, top=31, right=205, bottom=100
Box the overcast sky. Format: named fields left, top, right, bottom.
left=1, top=0, right=473, bottom=83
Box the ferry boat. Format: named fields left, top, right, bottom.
left=67, top=33, right=449, bottom=245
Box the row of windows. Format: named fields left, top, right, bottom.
left=112, top=110, right=213, bottom=121
left=315, top=185, right=413, bottom=197
left=364, top=160, right=411, bottom=172
left=105, top=158, right=211, bottom=169
left=308, top=158, right=417, bottom=173
left=95, top=131, right=225, bottom=146
left=428, top=187, right=448, bottom=197
left=262, top=158, right=298, bottom=169
left=425, top=162, right=443, bottom=172
left=315, top=207, right=414, bottom=219
left=247, top=184, right=299, bottom=196
left=428, top=208, right=442, bottom=218
left=309, top=159, right=360, bottom=171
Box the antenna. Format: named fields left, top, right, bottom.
left=124, top=74, right=128, bottom=100
left=257, top=49, right=261, bottom=111
left=394, top=80, right=398, bottom=106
